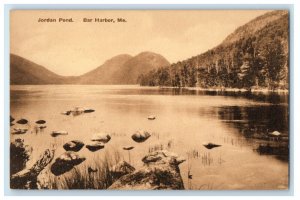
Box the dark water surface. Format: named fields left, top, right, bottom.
left=10, top=85, right=289, bottom=190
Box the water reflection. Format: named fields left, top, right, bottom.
left=10, top=85, right=289, bottom=189
left=217, top=105, right=289, bottom=162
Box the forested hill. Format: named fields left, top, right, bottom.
left=138, top=10, right=289, bottom=90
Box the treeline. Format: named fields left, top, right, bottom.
left=138, top=13, right=289, bottom=90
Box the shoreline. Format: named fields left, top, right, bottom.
left=158, top=86, right=289, bottom=94
left=10, top=84, right=289, bottom=94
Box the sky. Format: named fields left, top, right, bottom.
left=10, top=10, right=270, bottom=76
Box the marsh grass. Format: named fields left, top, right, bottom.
left=148, top=139, right=173, bottom=153
left=46, top=150, right=121, bottom=189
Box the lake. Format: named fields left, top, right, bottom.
left=10, top=85, right=289, bottom=190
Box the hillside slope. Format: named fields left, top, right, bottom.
left=77, top=54, right=133, bottom=84
left=139, top=10, right=289, bottom=90
left=10, top=54, right=66, bottom=85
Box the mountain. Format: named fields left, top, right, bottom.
left=10, top=54, right=65, bottom=85
left=139, top=10, right=289, bottom=90
left=222, top=10, right=288, bottom=45
left=77, top=54, right=133, bottom=84
left=76, top=51, right=169, bottom=84
left=115, top=52, right=170, bottom=84
left=10, top=51, right=170, bottom=85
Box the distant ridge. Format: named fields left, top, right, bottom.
left=10, top=54, right=65, bottom=85
left=10, top=51, right=170, bottom=85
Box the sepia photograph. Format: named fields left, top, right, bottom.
left=9, top=9, right=289, bottom=190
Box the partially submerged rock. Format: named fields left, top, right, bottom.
left=36, top=120, right=46, bottom=124
left=108, top=151, right=185, bottom=190
left=63, top=140, right=84, bottom=152
left=51, top=130, right=68, bottom=137
left=16, top=118, right=28, bottom=125
left=123, top=146, right=134, bottom=150
left=203, top=142, right=222, bottom=149
left=71, top=107, right=85, bottom=116
left=61, top=111, right=72, bottom=115
left=38, top=125, right=47, bottom=130
left=269, top=131, right=281, bottom=136
left=148, top=115, right=156, bottom=120
left=84, top=109, right=95, bottom=113
left=12, top=128, right=28, bottom=134
left=86, top=141, right=105, bottom=152
left=91, top=133, right=111, bottom=143
left=50, top=151, right=86, bottom=176
left=110, top=161, right=135, bottom=181
left=131, top=131, right=151, bottom=143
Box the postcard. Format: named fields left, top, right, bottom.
left=9, top=10, right=289, bottom=190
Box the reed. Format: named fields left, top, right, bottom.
left=47, top=150, right=121, bottom=189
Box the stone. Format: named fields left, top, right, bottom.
left=16, top=118, right=28, bottom=125
left=203, top=142, right=221, bottom=149
left=12, top=128, right=28, bottom=134
left=131, top=131, right=151, bottom=143
left=110, top=161, right=135, bottom=181
left=91, top=133, right=111, bottom=143
left=38, top=125, right=47, bottom=129
left=86, top=141, right=105, bottom=152
left=84, top=109, right=95, bottom=113
left=63, top=140, right=84, bottom=152
left=71, top=107, right=85, bottom=116
left=148, top=115, right=156, bottom=120
left=123, top=146, right=134, bottom=150
left=108, top=151, right=185, bottom=190
left=51, top=130, right=68, bottom=137
left=61, top=111, right=71, bottom=115
left=269, top=131, right=281, bottom=136
left=36, top=120, right=46, bottom=124
left=50, top=151, right=86, bottom=176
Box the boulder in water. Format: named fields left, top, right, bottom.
left=108, top=151, right=185, bottom=190
left=269, top=131, right=281, bottom=136
left=61, top=111, right=71, bottom=115
left=35, top=120, right=46, bottom=124
left=71, top=107, right=85, bottom=116
left=12, top=128, right=28, bottom=134
left=110, top=160, right=135, bottom=181
left=38, top=125, right=47, bottom=130
left=148, top=115, right=156, bottom=120
left=63, top=140, right=84, bottom=152
left=91, top=133, right=111, bottom=143
left=123, top=146, right=134, bottom=150
left=51, top=131, right=68, bottom=137
left=84, top=109, right=95, bottom=113
left=131, top=131, right=151, bottom=143
left=16, top=119, right=28, bottom=125
left=86, top=141, right=105, bottom=152
left=50, top=151, right=86, bottom=176
left=203, top=142, right=221, bottom=149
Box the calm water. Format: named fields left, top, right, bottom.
left=10, top=85, right=289, bottom=190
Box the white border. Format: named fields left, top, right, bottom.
left=1, top=0, right=299, bottom=199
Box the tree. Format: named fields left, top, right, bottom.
left=262, top=38, right=286, bottom=90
